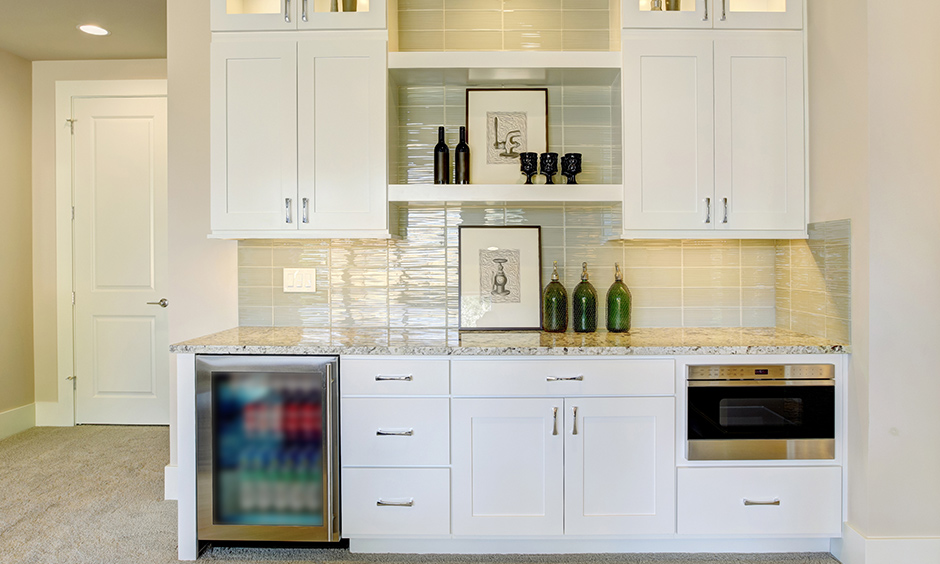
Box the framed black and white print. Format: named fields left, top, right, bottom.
left=458, top=226, right=542, bottom=331
left=466, top=88, right=548, bottom=185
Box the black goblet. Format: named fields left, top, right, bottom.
left=520, top=152, right=538, bottom=185
left=561, top=152, right=582, bottom=185
left=539, top=152, right=559, bottom=185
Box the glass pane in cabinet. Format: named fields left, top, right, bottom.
left=212, top=372, right=326, bottom=527
left=728, top=0, right=786, bottom=12
left=312, top=0, right=370, bottom=13
left=638, top=0, right=696, bottom=12
left=227, top=0, right=282, bottom=15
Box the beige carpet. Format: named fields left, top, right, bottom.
left=0, top=426, right=840, bottom=564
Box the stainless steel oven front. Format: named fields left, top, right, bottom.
left=686, top=364, right=835, bottom=461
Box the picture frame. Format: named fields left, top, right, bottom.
left=458, top=226, right=543, bottom=331
left=465, top=88, right=548, bottom=185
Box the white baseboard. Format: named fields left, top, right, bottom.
left=0, top=403, right=35, bottom=441
left=164, top=464, right=178, bottom=501
left=349, top=537, right=832, bottom=555
left=831, top=522, right=940, bottom=564
left=34, top=400, right=73, bottom=427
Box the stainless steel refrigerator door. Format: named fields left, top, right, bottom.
left=196, top=355, right=340, bottom=542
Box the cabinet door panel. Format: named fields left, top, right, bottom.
left=211, top=0, right=297, bottom=31
left=714, top=34, right=804, bottom=231
left=452, top=398, right=564, bottom=536
left=623, top=35, right=714, bottom=231
left=298, top=35, right=387, bottom=232
left=211, top=40, right=297, bottom=231
left=565, top=397, right=676, bottom=535
left=623, top=0, right=710, bottom=29
left=714, top=0, right=802, bottom=30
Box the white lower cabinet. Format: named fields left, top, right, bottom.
left=451, top=396, right=676, bottom=536
left=677, top=466, right=842, bottom=536
left=342, top=468, right=451, bottom=536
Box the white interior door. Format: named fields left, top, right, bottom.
left=72, top=95, right=169, bottom=425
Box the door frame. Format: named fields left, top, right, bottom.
left=40, top=79, right=168, bottom=427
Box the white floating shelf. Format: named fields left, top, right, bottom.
left=388, top=184, right=623, bottom=204
left=388, top=51, right=621, bottom=86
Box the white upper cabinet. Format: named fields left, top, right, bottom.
left=210, top=32, right=390, bottom=238
left=210, top=40, right=298, bottom=231
left=211, top=0, right=387, bottom=31
left=624, top=0, right=802, bottom=30
left=622, top=31, right=805, bottom=238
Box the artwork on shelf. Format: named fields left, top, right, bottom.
left=466, top=88, right=548, bottom=185
left=458, top=226, right=543, bottom=331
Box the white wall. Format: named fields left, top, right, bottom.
left=0, top=48, right=35, bottom=424
left=810, top=0, right=940, bottom=554
left=31, top=59, right=168, bottom=406
left=865, top=0, right=940, bottom=538
left=166, top=0, right=239, bottom=469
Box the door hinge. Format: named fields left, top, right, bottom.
left=71, top=291, right=76, bottom=305
left=66, top=118, right=76, bottom=134
left=71, top=206, right=75, bottom=220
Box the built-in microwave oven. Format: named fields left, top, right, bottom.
left=686, top=364, right=835, bottom=461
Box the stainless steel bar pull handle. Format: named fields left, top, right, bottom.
left=572, top=406, right=579, bottom=435
left=722, top=197, right=729, bottom=224
left=552, top=407, right=559, bottom=436
left=285, top=198, right=293, bottom=223
left=377, top=499, right=414, bottom=507
left=721, top=0, right=727, bottom=21
left=302, top=0, right=308, bottom=22
left=375, top=374, right=413, bottom=381
left=704, top=198, right=711, bottom=223
left=147, top=298, right=169, bottom=308
left=546, top=375, right=584, bottom=382
left=302, top=197, right=309, bottom=224
left=743, top=498, right=781, bottom=506
left=703, top=0, right=709, bottom=21
left=376, top=429, right=414, bottom=436
left=285, top=0, right=291, bottom=22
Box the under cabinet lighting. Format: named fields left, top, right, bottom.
left=78, top=24, right=110, bottom=36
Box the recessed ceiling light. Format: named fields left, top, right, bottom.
left=78, top=24, right=110, bottom=36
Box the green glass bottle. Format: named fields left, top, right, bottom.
left=606, top=263, right=632, bottom=333
left=542, top=261, right=568, bottom=333
left=573, top=262, right=598, bottom=333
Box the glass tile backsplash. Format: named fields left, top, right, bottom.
left=396, top=0, right=617, bottom=52
left=237, top=207, right=852, bottom=335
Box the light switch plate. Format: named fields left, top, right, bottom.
left=283, top=268, right=317, bottom=293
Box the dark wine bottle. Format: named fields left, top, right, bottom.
left=454, top=126, right=470, bottom=184
left=542, top=261, right=568, bottom=333
left=433, top=126, right=449, bottom=185
left=573, top=262, right=597, bottom=333
left=606, top=263, right=632, bottom=333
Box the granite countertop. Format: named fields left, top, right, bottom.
left=170, top=326, right=848, bottom=356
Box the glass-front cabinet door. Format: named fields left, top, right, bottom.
left=211, top=0, right=386, bottom=31
left=624, top=0, right=801, bottom=29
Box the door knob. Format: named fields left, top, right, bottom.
left=147, top=298, right=169, bottom=308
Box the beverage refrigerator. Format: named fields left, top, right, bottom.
left=195, top=355, right=340, bottom=542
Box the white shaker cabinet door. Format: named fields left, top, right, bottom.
left=451, top=398, right=565, bottom=536
left=714, top=33, right=804, bottom=232
left=297, top=34, right=388, bottom=233
left=564, top=397, right=676, bottom=535
left=210, top=40, right=298, bottom=231
left=622, top=34, right=715, bottom=232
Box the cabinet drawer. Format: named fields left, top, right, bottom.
left=341, top=358, right=449, bottom=396
left=677, top=466, right=842, bottom=536
left=342, top=468, right=450, bottom=536
left=341, top=398, right=449, bottom=466
left=451, top=358, right=674, bottom=397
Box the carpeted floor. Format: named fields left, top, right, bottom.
left=0, top=426, right=840, bottom=564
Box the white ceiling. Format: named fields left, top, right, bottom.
left=0, top=0, right=166, bottom=61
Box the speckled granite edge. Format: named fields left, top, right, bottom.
left=170, top=327, right=848, bottom=356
